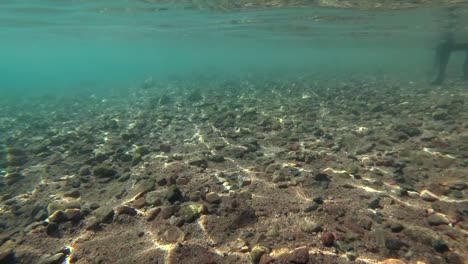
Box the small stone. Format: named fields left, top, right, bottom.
left=420, top=190, right=439, bottom=202
left=427, top=214, right=449, bottom=226
left=300, top=218, right=322, bottom=233
left=180, top=203, right=202, bottom=223
left=164, top=227, right=184, bottom=242
left=208, top=155, right=225, bottom=163
left=166, top=185, right=183, bottom=204
left=65, top=209, right=83, bottom=222
left=63, top=190, right=80, bottom=198
left=390, top=223, right=404, bottom=233
left=46, top=222, right=59, bottom=235
left=314, top=173, right=329, bottom=181
left=78, top=166, right=91, bottom=176
left=92, top=166, right=118, bottom=178
left=444, top=253, right=464, bottom=264
left=133, top=197, right=146, bottom=209
left=116, top=205, right=137, bottom=216
left=188, top=157, right=207, bottom=167
left=322, top=232, right=335, bottom=247
left=385, top=238, right=408, bottom=250
left=48, top=211, right=66, bottom=223
left=38, top=253, right=65, bottom=264
left=286, top=246, right=309, bottom=264
left=159, top=143, right=171, bottom=153
left=313, top=196, right=323, bottom=204
left=146, top=207, right=161, bottom=221
left=302, top=201, right=318, bottom=212
left=432, top=239, right=449, bottom=253
left=250, top=245, right=269, bottom=264
left=94, top=206, right=114, bottom=224
left=346, top=252, right=357, bottom=261
left=33, top=209, right=48, bottom=221
left=145, top=191, right=163, bottom=206
left=205, top=192, right=221, bottom=204
left=272, top=170, right=287, bottom=183
left=368, top=196, right=382, bottom=209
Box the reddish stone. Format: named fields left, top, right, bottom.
left=286, top=246, right=309, bottom=264
left=322, top=232, right=335, bottom=247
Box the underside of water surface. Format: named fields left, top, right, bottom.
left=0, top=1, right=467, bottom=264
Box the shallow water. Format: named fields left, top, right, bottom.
left=0, top=2, right=467, bottom=264
left=1, top=1, right=464, bottom=97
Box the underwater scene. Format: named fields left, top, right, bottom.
left=0, top=0, right=467, bottom=263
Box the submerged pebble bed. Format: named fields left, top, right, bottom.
left=0, top=77, right=467, bottom=264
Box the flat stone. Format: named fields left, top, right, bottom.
left=286, top=246, right=309, bottom=264
left=48, top=210, right=66, bottom=223
left=133, top=197, right=146, bottom=209
left=420, top=190, right=439, bottom=202
left=164, top=227, right=185, bottom=243
left=427, top=214, right=449, bottom=226
left=116, top=205, right=137, bottom=216
left=205, top=192, right=221, bottom=204
left=146, top=207, right=161, bottom=221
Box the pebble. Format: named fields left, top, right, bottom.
left=385, top=238, right=408, bottom=250
left=48, top=211, right=66, bottom=223
left=368, top=196, right=382, bottom=209
left=166, top=185, right=183, bottom=204
left=146, top=207, right=161, bottom=221
left=164, top=227, right=184, bottom=243
left=65, top=209, right=83, bottom=222
left=322, top=232, right=335, bottom=247
left=132, top=197, right=146, bottom=209
left=94, top=206, right=114, bottom=224
left=145, top=191, right=163, bottom=206
left=427, top=214, right=449, bottom=226
left=205, top=192, right=221, bottom=204
left=116, top=205, right=137, bottom=216
left=390, top=223, right=404, bottom=233
left=250, top=245, right=269, bottom=264
left=420, top=190, right=439, bottom=202
left=432, top=239, right=449, bottom=253
left=286, top=246, right=309, bottom=264
left=63, top=190, right=80, bottom=198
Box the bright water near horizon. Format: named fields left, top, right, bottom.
left=0, top=1, right=465, bottom=98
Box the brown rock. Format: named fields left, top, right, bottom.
left=205, top=192, right=221, bottom=204
left=146, top=207, right=161, bottom=221
left=427, top=214, right=449, bottom=226
left=420, top=190, right=439, bottom=202
left=133, top=197, right=146, bottom=209
left=322, top=232, right=335, bottom=247
left=116, top=205, right=137, bottom=216
left=286, top=246, right=309, bottom=264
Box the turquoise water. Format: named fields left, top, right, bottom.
left=0, top=1, right=461, bottom=97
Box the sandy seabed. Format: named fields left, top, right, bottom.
left=0, top=77, right=466, bottom=264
